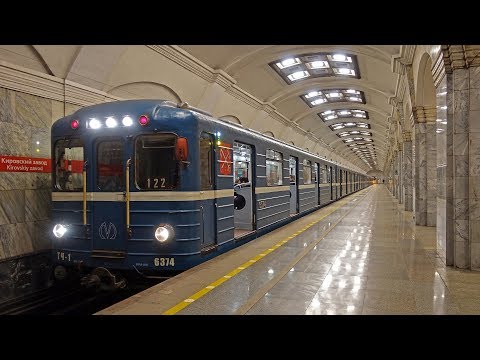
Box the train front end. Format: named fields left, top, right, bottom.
left=50, top=100, right=199, bottom=286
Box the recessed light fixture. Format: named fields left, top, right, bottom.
left=287, top=70, right=310, bottom=81
left=270, top=52, right=360, bottom=84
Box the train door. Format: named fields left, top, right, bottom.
left=200, top=132, right=217, bottom=249
left=329, top=166, right=333, bottom=201
left=233, top=141, right=254, bottom=238
left=91, top=138, right=128, bottom=255
left=345, top=170, right=348, bottom=195
left=289, top=156, right=299, bottom=215
left=314, top=162, right=319, bottom=205
left=339, top=169, right=343, bottom=197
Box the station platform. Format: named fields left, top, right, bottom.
left=97, top=185, right=480, bottom=315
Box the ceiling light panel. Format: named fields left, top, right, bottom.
left=319, top=109, right=368, bottom=121
left=338, top=131, right=373, bottom=138
left=302, top=90, right=366, bottom=108
left=342, top=137, right=374, bottom=143
left=270, top=52, right=360, bottom=84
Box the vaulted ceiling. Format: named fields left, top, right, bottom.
left=180, top=45, right=400, bottom=172
left=0, top=45, right=401, bottom=172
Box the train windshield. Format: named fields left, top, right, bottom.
left=135, top=134, right=178, bottom=190
left=54, top=139, right=84, bottom=191
left=97, top=139, right=124, bottom=191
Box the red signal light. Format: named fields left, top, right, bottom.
left=139, top=115, right=149, bottom=126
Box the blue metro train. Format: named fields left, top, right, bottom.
left=50, top=100, right=370, bottom=287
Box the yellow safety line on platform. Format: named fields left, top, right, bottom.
left=162, top=189, right=370, bottom=315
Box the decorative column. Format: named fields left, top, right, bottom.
left=442, top=44, right=480, bottom=269
left=392, top=151, right=398, bottom=198
left=445, top=73, right=454, bottom=266
left=403, top=131, right=413, bottom=211
left=413, top=106, right=437, bottom=226
left=398, top=146, right=404, bottom=204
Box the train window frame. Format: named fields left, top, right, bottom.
left=53, top=138, right=84, bottom=192
left=96, top=138, right=125, bottom=192
left=134, top=133, right=179, bottom=191
left=303, top=159, right=312, bottom=184
left=266, top=149, right=283, bottom=186
left=200, top=132, right=214, bottom=190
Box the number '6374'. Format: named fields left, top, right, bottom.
left=154, top=257, right=175, bottom=266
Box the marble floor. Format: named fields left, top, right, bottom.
left=248, top=184, right=480, bottom=315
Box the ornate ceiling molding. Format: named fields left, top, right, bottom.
left=413, top=105, right=437, bottom=123
left=0, top=59, right=121, bottom=106
left=441, top=45, right=480, bottom=71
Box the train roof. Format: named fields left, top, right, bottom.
left=51, top=99, right=366, bottom=174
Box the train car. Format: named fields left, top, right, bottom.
left=50, top=99, right=371, bottom=287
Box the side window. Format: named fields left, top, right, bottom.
left=321, top=165, right=328, bottom=184
left=266, top=149, right=283, bottom=186
left=200, top=133, right=213, bottom=190
left=54, top=139, right=84, bottom=191
left=303, top=159, right=312, bottom=184
left=313, top=163, right=318, bottom=183
left=97, top=140, right=124, bottom=192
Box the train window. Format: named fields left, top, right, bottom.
left=135, top=134, right=178, bottom=190
left=234, top=142, right=252, bottom=184
left=266, top=149, right=282, bottom=186
left=327, top=166, right=331, bottom=183
left=321, top=165, right=328, bottom=184
left=303, top=159, right=312, bottom=184
left=54, top=139, right=84, bottom=191
left=289, top=157, right=297, bottom=184
left=97, top=140, right=124, bottom=191
left=313, top=163, right=318, bottom=183
left=200, top=133, right=213, bottom=190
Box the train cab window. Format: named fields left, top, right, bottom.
left=97, top=140, right=124, bottom=191
left=135, top=134, right=178, bottom=190
left=54, top=139, right=84, bottom=191
left=303, top=159, right=312, bottom=184
left=266, top=149, right=283, bottom=186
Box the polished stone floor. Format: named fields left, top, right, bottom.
left=248, top=185, right=480, bottom=315
left=98, top=184, right=480, bottom=315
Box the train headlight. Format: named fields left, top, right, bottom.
left=106, top=117, right=118, bottom=128
left=122, top=116, right=133, bottom=126
left=155, top=224, right=174, bottom=242
left=53, top=224, right=68, bottom=238
left=89, top=118, right=101, bottom=129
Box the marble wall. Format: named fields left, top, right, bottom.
left=436, top=77, right=447, bottom=262
left=0, top=88, right=52, bottom=260
left=0, top=252, right=52, bottom=302
left=0, top=87, right=84, bottom=298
